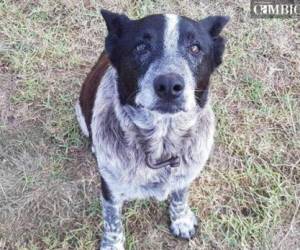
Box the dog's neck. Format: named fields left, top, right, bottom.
left=113, top=96, right=207, bottom=162
left=114, top=99, right=200, bottom=136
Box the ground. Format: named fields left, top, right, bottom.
left=0, top=0, right=299, bottom=249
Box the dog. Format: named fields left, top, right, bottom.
left=75, top=9, right=229, bottom=250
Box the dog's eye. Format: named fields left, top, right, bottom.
left=135, top=43, right=149, bottom=55
left=189, top=44, right=201, bottom=55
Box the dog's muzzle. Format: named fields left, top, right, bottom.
left=154, top=73, right=185, bottom=100
left=152, top=73, right=185, bottom=114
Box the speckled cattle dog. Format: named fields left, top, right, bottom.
left=76, top=9, right=229, bottom=250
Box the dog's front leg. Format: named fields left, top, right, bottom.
left=169, top=188, right=198, bottom=240
left=100, top=178, right=124, bottom=250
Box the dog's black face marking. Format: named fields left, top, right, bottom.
left=101, top=10, right=165, bottom=106
left=101, top=10, right=229, bottom=112
left=178, top=16, right=229, bottom=107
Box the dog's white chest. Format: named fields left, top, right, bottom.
left=92, top=108, right=215, bottom=201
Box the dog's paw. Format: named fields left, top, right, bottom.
left=170, top=209, right=198, bottom=240
left=100, top=241, right=124, bottom=250
left=100, top=232, right=125, bottom=250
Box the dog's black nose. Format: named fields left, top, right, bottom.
left=154, top=73, right=185, bottom=100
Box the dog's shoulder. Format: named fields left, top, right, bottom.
left=79, top=51, right=111, bottom=134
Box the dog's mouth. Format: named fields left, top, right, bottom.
left=136, top=103, right=185, bottom=114
left=148, top=100, right=186, bottom=114
left=135, top=97, right=187, bottom=115
left=152, top=104, right=184, bottom=114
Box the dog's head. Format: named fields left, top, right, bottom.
left=101, top=10, right=229, bottom=114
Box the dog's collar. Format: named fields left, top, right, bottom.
left=146, top=153, right=180, bottom=169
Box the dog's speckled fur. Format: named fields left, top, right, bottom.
left=76, top=11, right=228, bottom=250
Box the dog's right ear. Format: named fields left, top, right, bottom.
left=200, top=16, right=229, bottom=68
left=100, top=9, right=130, bottom=38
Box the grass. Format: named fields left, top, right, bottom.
left=0, top=0, right=299, bottom=249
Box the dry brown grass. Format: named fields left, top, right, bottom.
left=0, top=0, right=299, bottom=249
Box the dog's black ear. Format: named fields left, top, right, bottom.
left=200, top=16, right=229, bottom=68
left=100, top=9, right=130, bottom=38
left=100, top=9, right=130, bottom=55
left=200, top=16, right=229, bottom=38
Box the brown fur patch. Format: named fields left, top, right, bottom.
left=79, top=51, right=110, bottom=135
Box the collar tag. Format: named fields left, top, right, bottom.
left=146, top=154, right=180, bottom=169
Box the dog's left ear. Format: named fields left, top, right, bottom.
left=200, top=16, right=229, bottom=67
left=100, top=9, right=130, bottom=54
left=200, top=16, right=229, bottom=38
left=100, top=9, right=130, bottom=37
